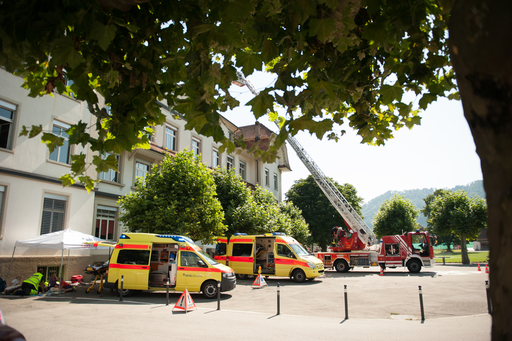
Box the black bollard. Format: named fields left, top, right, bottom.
left=217, top=281, right=221, bottom=310
left=119, top=275, right=124, bottom=302
left=419, top=285, right=425, bottom=321
left=277, top=282, right=280, bottom=315
left=344, top=285, right=349, bottom=320
left=485, top=280, right=492, bottom=315
left=166, top=278, right=170, bottom=306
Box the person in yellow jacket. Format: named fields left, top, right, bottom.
left=21, top=269, right=45, bottom=295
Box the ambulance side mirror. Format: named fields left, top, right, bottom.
left=197, top=260, right=207, bottom=267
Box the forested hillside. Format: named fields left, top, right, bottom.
left=361, top=180, right=485, bottom=229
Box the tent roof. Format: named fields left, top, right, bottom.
left=14, top=229, right=112, bottom=250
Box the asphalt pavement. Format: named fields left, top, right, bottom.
left=0, top=264, right=492, bottom=340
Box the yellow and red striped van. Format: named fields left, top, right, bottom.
left=105, top=233, right=236, bottom=298
left=214, top=233, right=324, bottom=282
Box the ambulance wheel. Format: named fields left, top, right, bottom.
left=407, top=260, right=422, bottom=273
left=202, top=280, right=218, bottom=299
left=292, top=269, right=306, bottom=283
left=334, top=260, right=350, bottom=273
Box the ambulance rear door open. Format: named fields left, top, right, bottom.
left=149, top=243, right=179, bottom=288
left=110, top=242, right=152, bottom=290
left=254, top=237, right=276, bottom=275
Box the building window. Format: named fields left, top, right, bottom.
left=228, top=131, right=234, bottom=141
left=41, top=194, right=66, bottom=235
left=165, top=125, right=177, bottom=151
left=98, top=153, right=119, bottom=183
left=192, top=137, right=201, bottom=156
left=135, top=160, right=150, bottom=183
left=0, top=99, right=16, bottom=150
left=239, top=161, right=246, bottom=180
left=49, top=121, right=71, bottom=164
left=265, top=169, right=270, bottom=187
left=274, top=173, right=278, bottom=190
left=212, top=148, right=220, bottom=168
left=96, top=206, right=117, bottom=240
left=227, top=156, right=234, bottom=171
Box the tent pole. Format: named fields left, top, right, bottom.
left=59, top=249, right=64, bottom=280
left=66, top=249, right=70, bottom=280
left=6, top=245, right=16, bottom=282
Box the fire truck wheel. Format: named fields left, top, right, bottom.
left=292, top=269, right=306, bottom=283
left=407, top=260, right=422, bottom=273
left=334, top=260, right=350, bottom=273
left=202, top=280, right=218, bottom=299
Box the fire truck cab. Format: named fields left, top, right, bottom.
left=105, top=233, right=236, bottom=298
left=214, top=233, right=324, bottom=282
left=378, top=231, right=435, bottom=272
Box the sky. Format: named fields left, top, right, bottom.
left=222, top=71, right=483, bottom=204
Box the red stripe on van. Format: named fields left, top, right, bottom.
left=115, top=244, right=150, bottom=249
left=229, top=256, right=253, bottom=263
left=217, top=238, right=227, bottom=243
left=214, top=256, right=227, bottom=261
left=229, top=238, right=253, bottom=243
left=110, top=264, right=150, bottom=270
left=177, top=267, right=223, bottom=273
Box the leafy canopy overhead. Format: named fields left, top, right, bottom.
left=0, top=0, right=456, bottom=189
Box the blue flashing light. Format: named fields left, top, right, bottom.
left=119, top=234, right=130, bottom=239
left=233, top=233, right=247, bottom=236
left=156, top=234, right=193, bottom=243
left=272, top=232, right=285, bottom=236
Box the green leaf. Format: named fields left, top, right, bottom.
left=419, top=93, right=437, bottom=110
left=50, top=37, right=84, bottom=69
left=78, top=176, right=95, bottom=193
left=89, top=21, right=118, bottom=51
left=70, top=154, right=87, bottom=174
left=237, top=51, right=263, bottom=75
left=380, top=85, right=404, bottom=105
left=60, top=174, right=76, bottom=187
left=308, top=18, right=336, bottom=43
left=247, top=93, right=274, bottom=119
left=41, top=133, right=64, bottom=153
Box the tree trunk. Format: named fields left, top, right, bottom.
left=449, top=1, right=512, bottom=339
left=460, top=234, right=470, bottom=264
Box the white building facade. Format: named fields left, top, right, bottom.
left=0, top=69, right=291, bottom=283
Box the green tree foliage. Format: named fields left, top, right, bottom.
left=372, top=194, right=419, bottom=238
left=117, top=150, right=226, bottom=243
left=285, top=175, right=363, bottom=251
left=212, top=169, right=252, bottom=232
left=1, top=0, right=455, bottom=190
left=426, top=190, right=487, bottom=264
left=213, top=171, right=310, bottom=243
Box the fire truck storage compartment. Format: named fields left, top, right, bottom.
left=255, top=237, right=276, bottom=275
left=350, top=254, right=370, bottom=266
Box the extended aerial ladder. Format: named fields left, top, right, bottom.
left=233, top=70, right=377, bottom=250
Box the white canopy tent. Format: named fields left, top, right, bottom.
left=7, top=229, right=114, bottom=281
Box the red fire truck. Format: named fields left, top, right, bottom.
left=314, top=228, right=435, bottom=273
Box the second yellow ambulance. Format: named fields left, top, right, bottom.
left=214, top=233, right=324, bottom=282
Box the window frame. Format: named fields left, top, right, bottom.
left=273, top=173, right=278, bottom=191
left=227, top=155, right=234, bottom=172
left=212, top=148, right=220, bottom=168
left=40, top=193, right=67, bottom=235
left=95, top=205, right=117, bottom=241
left=0, top=99, right=16, bottom=151
left=265, top=168, right=270, bottom=187
left=48, top=121, right=71, bottom=164
left=192, top=137, right=201, bottom=156
left=239, top=160, right=246, bottom=180
left=164, top=124, right=177, bottom=151
left=0, top=185, right=6, bottom=238
left=135, top=159, right=151, bottom=184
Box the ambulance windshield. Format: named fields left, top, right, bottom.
left=289, top=243, right=309, bottom=256
left=198, top=250, right=218, bottom=265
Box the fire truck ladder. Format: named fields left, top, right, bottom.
left=285, top=133, right=378, bottom=247
left=232, top=70, right=376, bottom=247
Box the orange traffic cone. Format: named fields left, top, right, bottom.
left=478, top=263, right=481, bottom=271
left=485, top=264, right=489, bottom=273
left=379, top=267, right=384, bottom=276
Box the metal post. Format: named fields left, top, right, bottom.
left=344, top=285, right=349, bottom=320
left=166, top=278, right=170, bottom=306
left=119, top=275, right=124, bottom=302
left=217, top=281, right=221, bottom=310
left=419, top=285, right=425, bottom=321
left=277, top=282, right=280, bottom=315
left=486, top=280, right=492, bottom=315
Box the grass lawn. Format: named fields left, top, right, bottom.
left=434, top=250, right=489, bottom=263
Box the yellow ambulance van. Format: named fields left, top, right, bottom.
left=104, top=233, right=236, bottom=298
left=213, top=233, right=324, bottom=282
